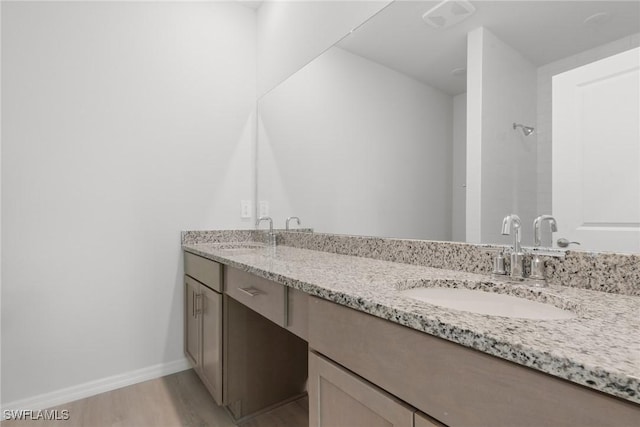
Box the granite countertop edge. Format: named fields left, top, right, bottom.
left=182, top=243, right=640, bottom=405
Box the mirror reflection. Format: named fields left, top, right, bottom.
left=257, top=0, right=640, bottom=253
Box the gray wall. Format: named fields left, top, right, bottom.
left=2, top=1, right=256, bottom=407
left=258, top=47, right=453, bottom=239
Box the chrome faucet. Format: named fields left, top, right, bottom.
left=501, top=214, right=525, bottom=280
left=256, top=216, right=276, bottom=246
left=285, top=216, right=301, bottom=231
left=501, top=214, right=522, bottom=253
left=530, top=215, right=558, bottom=284
left=533, top=215, right=558, bottom=247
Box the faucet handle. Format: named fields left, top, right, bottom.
left=492, top=250, right=506, bottom=275
left=557, top=238, right=580, bottom=248
left=529, top=254, right=547, bottom=285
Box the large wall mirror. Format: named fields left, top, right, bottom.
left=257, top=0, right=640, bottom=253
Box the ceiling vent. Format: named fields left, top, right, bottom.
left=422, top=0, right=476, bottom=29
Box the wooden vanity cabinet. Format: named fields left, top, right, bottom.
left=184, top=254, right=223, bottom=405
left=185, top=251, right=640, bottom=426
left=308, top=296, right=640, bottom=427
left=184, top=255, right=307, bottom=422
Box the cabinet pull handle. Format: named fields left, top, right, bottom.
left=195, top=294, right=202, bottom=317
left=238, top=287, right=261, bottom=297
left=192, top=292, right=195, bottom=318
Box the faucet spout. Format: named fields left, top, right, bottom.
left=501, top=214, right=525, bottom=280
left=501, top=214, right=522, bottom=253
left=256, top=216, right=276, bottom=246
left=256, top=216, right=273, bottom=233
left=285, top=216, right=301, bottom=231
left=533, top=215, right=558, bottom=247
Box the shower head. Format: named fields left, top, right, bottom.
left=513, top=123, right=535, bottom=136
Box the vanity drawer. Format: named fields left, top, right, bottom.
left=225, top=267, right=286, bottom=327
left=184, top=252, right=222, bottom=292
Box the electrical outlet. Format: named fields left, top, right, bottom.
left=240, top=200, right=252, bottom=219
left=259, top=201, right=269, bottom=217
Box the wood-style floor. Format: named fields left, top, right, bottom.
left=2, top=370, right=309, bottom=427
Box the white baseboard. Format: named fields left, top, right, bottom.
left=2, top=358, right=191, bottom=412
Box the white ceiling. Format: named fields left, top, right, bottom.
left=338, top=0, right=640, bottom=95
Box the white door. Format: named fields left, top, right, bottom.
left=553, top=47, right=640, bottom=253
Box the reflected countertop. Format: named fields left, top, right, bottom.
left=182, top=242, right=640, bottom=404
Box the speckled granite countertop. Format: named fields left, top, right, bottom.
left=182, top=242, right=640, bottom=404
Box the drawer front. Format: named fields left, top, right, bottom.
left=225, top=267, right=286, bottom=327
left=184, top=252, right=222, bottom=292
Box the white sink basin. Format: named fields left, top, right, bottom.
left=400, top=287, right=576, bottom=320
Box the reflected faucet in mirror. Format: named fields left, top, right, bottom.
left=256, top=216, right=276, bottom=247
left=501, top=214, right=525, bottom=280
left=533, top=215, right=558, bottom=247
left=530, top=215, right=558, bottom=285
left=285, top=216, right=301, bottom=231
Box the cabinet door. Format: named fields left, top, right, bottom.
left=309, top=351, right=414, bottom=427
left=200, top=285, right=223, bottom=405
left=184, top=276, right=201, bottom=368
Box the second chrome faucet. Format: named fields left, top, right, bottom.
left=530, top=215, right=558, bottom=282
left=256, top=216, right=276, bottom=246
left=285, top=216, right=301, bottom=231
left=501, top=214, right=525, bottom=280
